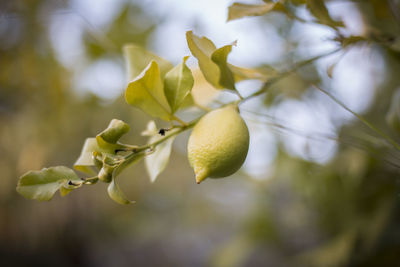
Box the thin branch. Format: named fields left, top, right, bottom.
left=172, top=115, right=188, bottom=126
left=312, top=84, right=400, bottom=152
left=241, top=48, right=342, bottom=103
left=243, top=110, right=400, bottom=169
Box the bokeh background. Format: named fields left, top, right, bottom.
left=1, top=0, right=400, bottom=266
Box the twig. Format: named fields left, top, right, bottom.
left=312, top=84, right=400, bottom=152
left=241, top=48, right=342, bottom=103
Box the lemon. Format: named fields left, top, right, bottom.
left=187, top=105, right=249, bottom=184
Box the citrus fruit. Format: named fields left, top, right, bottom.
left=187, top=105, right=249, bottom=183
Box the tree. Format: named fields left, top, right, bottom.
left=5, top=0, right=400, bottom=266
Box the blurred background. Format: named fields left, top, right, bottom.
left=1, top=0, right=400, bottom=266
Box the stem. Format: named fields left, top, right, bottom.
left=312, top=84, right=400, bottom=151
left=235, top=89, right=244, bottom=100
left=128, top=49, right=342, bottom=156
left=125, top=118, right=200, bottom=156
left=81, top=176, right=99, bottom=185
left=172, top=115, right=188, bottom=126
left=102, top=47, right=370, bottom=179
left=241, top=48, right=341, bottom=103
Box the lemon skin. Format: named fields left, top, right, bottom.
left=187, top=105, right=250, bottom=184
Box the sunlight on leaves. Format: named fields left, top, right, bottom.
left=145, top=133, right=176, bottom=183
left=123, top=44, right=173, bottom=81
left=125, top=60, right=172, bottom=120
left=74, top=138, right=113, bottom=175
left=230, top=65, right=275, bottom=82
left=96, top=119, right=130, bottom=151
left=191, top=68, right=220, bottom=106
left=164, top=56, right=194, bottom=114
left=186, top=31, right=221, bottom=89
left=212, top=45, right=236, bottom=90
left=306, top=0, right=344, bottom=28
left=227, top=2, right=281, bottom=21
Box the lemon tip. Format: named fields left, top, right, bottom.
left=195, top=168, right=208, bottom=184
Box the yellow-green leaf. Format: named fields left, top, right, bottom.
left=230, top=64, right=276, bottom=82
left=17, top=166, right=80, bottom=201
left=180, top=93, right=195, bottom=110
left=306, top=0, right=344, bottom=28
left=211, top=45, right=236, bottom=90
left=74, top=138, right=113, bottom=175
left=186, top=31, right=221, bottom=88
left=96, top=119, right=131, bottom=152
left=123, top=44, right=173, bottom=81
left=141, top=120, right=158, bottom=137
left=125, top=60, right=172, bottom=121
left=164, top=56, right=194, bottom=113
left=145, top=128, right=177, bottom=183
left=97, top=119, right=130, bottom=144
left=107, top=177, right=134, bottom=205
left=227, top=2, right=278, bottom=21
left=59, top=186, right=74, bottom=197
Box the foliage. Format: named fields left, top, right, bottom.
left=6, top=0, right=400, bottom=266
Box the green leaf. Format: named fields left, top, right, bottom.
left=123, top=44, right=173, bottom=81
left=17, top=166, right=80, bottom=201
left=59, top=186, right=74, bottom=197
left=186, top=31, right=221, bottom=89
left=97, top=119, right=130, bottom=144
left=306, top=0, right=344, bottom=28
left=96, top=119, right=131, bottom=151
left=230, top=64, right=276, bottom=82
left=145, top=130, right=177, bottom=183
left=180, top=93, right=195, bottom=110
left=107, top=177, right=134, bottom=205
left=164, top=56, right=195, bottom=113
left=125, top=60, right=172, bottom=121
left=211, top=45, right=236, bottom=90
left=227, top=2, right=280, bottom=21
left=141, top=120, right=158, bottom=137
left=59, top=179, right=84, bottom=197
left=74, top=138, right=113, bottom=175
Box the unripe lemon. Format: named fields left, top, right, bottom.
left=188, top=105, right=249, bottom=184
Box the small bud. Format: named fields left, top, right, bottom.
left=98, top=164, right=115, bottom=183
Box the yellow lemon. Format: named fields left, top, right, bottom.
left=188, top=105, right=249, bottom=184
